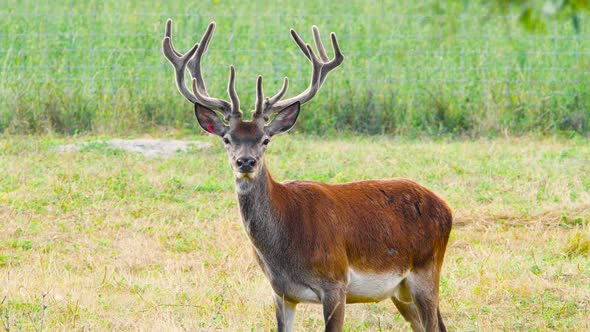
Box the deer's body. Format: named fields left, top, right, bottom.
left=162, top=19, right=452, bottom=331
left=240, top=168, right=452, bottom=306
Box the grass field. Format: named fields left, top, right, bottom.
left=1, top=0, right=590, bottom=330
left=1, top=134, right=589, bottom=330
left=1, top=0, right=589, bottom=136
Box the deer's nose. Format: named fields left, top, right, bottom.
left=236, top=157, right=256, bottom=172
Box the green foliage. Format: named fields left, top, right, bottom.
left=0, top=0, right=589, bottom=136
left=492, top=0, right=590, bottom=32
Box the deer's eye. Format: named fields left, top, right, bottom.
left=262, top=139, right=270, bottom=146
left=223, top=137, right=230, bottom=145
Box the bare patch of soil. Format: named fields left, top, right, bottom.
left=57, top=139, right=211, bottom=157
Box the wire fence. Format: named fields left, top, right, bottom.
left=1, top=2, right=589, bottom=135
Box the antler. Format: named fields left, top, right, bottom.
left=253, top=25, right=344, bottom=120
left=162, top=19, right=242, bottom=120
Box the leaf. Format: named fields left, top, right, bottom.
left=572, top=0, right=590, bottom=10
left=571, top=13, right=580, bottom=33
left=519, top=7, right=547, bottom=32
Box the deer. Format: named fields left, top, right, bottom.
left=162, top=19, right=453, bottom=332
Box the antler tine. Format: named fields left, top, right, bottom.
left=289, top=29, right=311, bottom=61
left=254, top=76, right=264, bottom=117
left=293, top=25, right=344, bottom=85
left=164, top=19, right=182, bottom=58
left=163, top=19, right=238, bottom=121
left=162, top=20, right=199, bottom=104
left=253, top=76, right=289, bottom=120
left=312, top=25, right=329, bottom=62
left=319, top=31, right=344, bottom=85
left=259, top=25, right=343, bottom=115
left=187, top=22, right=216, bottom=97
left=267, top=78, right=289, bottom=105
left=228, top=65, right=241, bottom=117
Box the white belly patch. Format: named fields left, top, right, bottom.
left=346, top=268, right=407, bottom=303
left=291, top=286, right=321, bottom=303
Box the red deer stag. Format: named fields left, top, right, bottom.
left=162, top=19, right=452, bottom=332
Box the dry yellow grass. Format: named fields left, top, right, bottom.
left=1, top=135, right=589, bottom=331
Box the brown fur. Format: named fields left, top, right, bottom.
left=267, top=171, right=452, bottom=283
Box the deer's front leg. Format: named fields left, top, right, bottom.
left=321, top=285, right=346, bottom=332
left=274, top=293, right=297, bottom=332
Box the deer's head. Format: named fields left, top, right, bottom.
left=162, top=20, right=343, bottom=187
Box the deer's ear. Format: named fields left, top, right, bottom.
left=194, top=103, right=228, bottom=137
left=265, top=102, right=300, bottom=137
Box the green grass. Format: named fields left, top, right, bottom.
left=1, top=134, right=589, bottom=330
left=1, top=0, right=589, bottom=136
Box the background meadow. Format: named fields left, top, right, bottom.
left=1, top=0, right=588, bottom=136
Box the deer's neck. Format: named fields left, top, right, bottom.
left=235, top=165, right=284, bottom=251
